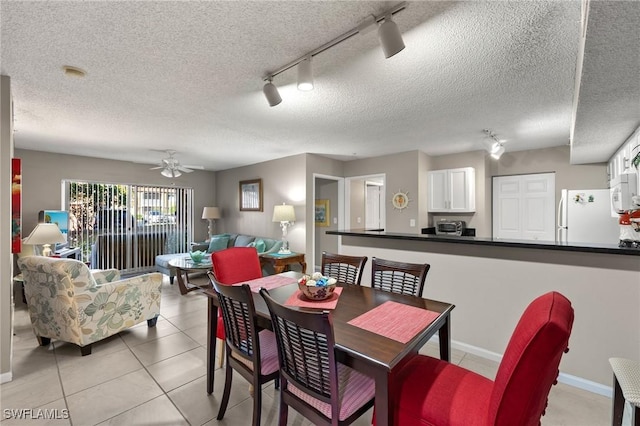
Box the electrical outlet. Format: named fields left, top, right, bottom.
left=357, top=217, right=361, bottom=223
left=410, top=219, right=416, bottom=227
left=333, top=217, right=337, bottom=224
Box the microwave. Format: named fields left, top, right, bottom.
left=436, top=220, right=466, bottom=236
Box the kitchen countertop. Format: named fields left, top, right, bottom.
left=326, top=229, right=640, bottom=256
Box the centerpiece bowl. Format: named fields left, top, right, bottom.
left=297, top=273, right=337, bottom=301
left=189, top=250, right=207, bottom=264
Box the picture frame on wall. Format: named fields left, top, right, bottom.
left=315, top=199, right=330, bottom=227
left=239, top=179, right=263, bottom=211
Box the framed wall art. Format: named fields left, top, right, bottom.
left=239, top=179, right=263, bottom=211
left=315, top=199, right=330, bottom=227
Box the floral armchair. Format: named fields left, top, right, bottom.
left=17, top=256, right=162, bottom=355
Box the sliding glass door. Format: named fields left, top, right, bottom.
left=63, top=181, right=193, bottom=274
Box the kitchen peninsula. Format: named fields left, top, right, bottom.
left=327, top=229, right=640, bottom=395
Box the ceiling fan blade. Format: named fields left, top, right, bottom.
left=149, top=166, right=163, bottom=170
left=177, top=166, right=194, bottom=173
left=182, top=164, right=205, bottom=170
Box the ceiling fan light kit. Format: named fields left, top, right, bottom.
left=151, top=150, right=198, bottom=178
left=262, top=2, right=407, bottom=107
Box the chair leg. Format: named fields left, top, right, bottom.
left=217, top=339, right=225, bottom=368
left=36, top=336, right=51, bottom=347
left=612, top=374, right=624, bottom=426
left=252, top=380, right=262, bottom=426
left=216, top=362, right=233, bottom=420
left=278, top=383, right=288, bottom=426
left=147, top=317, right=158, bottom=327
left=634, top=405, right=639, bottom=426
left=169, top=276, right=174, bottom=285
left=80, top=344, right=92, bottom=356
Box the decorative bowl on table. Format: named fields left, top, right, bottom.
left=297, top=272, right=337, bottom=301
left=189, top=250, right=207, bottom=264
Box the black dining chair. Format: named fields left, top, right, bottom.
left=259, top=288, right=375, bottom=426
left=371, top=257, right=430, bottom=297
left=321, top=252, right=368, bottom=285
left=211, top=281, right=279, bottom=426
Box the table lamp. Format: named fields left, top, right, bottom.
left=272, top=203, right=295, bottom=254
left=202, top=207, right=221, bottom=240
left=23, top=223, right=66, bottom=257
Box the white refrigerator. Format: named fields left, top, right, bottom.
left=557, top=189, right=619, bottom=244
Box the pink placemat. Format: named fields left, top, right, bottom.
left=284, top=287, right=344, bottom=310
left=240, top=275, right=298, bottom=293
left=347, top=301, right=440, bottom=344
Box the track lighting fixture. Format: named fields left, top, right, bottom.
left=297, top=57, right=314, bottom=91
left=378, top=14, right=405, bottom=58
left=262, top=2, right=407, bottom=107
left=263, top=77, right=282, bottom=107
left=483, top=129, right=506, bottom=160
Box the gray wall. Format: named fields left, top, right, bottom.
left=345, top=150, right=422, bottom=234
left=1, top=75, right=14, bottom=381
left=215, top=153, right=307, bottom=265
left=15, top=149, right=217, bottom=240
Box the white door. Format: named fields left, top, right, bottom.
left=365, top=182, right=383, bottom=229
left=493, top=173, right=556, bottom=241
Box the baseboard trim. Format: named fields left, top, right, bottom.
left=0, top=371, right=13, bottom=384
left=429, top=336, right=613, bottom=398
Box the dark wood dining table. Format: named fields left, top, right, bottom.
left=201, top=271, right=455, bottom=426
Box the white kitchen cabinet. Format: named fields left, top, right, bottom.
left=428, top=167, right=476, bottom=212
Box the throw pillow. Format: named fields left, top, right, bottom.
left=253, top=239, right=266, bottom=253
left=234, top=235, right=256, bottom=247
left=208, top=235, right=230, bottom=253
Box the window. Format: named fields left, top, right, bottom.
left=63, top=180, right=194, bottom=273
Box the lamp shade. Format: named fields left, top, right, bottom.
left=272, top=204, right=295, bottom=222
left=202, top=206, right=221, bottom=220
left=161, top=168, right=181, bottom=178
left=378, top=15, right=405, bottom=59
left=23, top=223, right=66, bottom=245
left=263, top=81, right=282, bottom=107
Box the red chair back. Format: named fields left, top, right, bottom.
left=211, top=247, right=262, bottom=284
left=489, top=291, right=574, bottom=425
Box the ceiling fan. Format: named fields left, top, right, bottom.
left=150, top=150, right=203, bottom=178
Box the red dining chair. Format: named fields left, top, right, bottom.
left=385, top=291, right=574, bottom=426
left=208, top=247, right=263, bottom=367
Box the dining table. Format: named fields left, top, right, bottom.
left=201, top=271, right=455, bottom=426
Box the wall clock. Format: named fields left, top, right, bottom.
left=392, top=190, right=410, bottom=210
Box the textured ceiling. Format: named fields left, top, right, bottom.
left=1, top=1, right=638, bottom=171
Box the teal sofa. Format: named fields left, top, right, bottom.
left=155, top=233, right=282, bottom=284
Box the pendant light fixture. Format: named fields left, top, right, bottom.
left=378, top=14, right=405, bottom=58
left=297, top=57, right=314, bottom=91
left=262, top=2, right=407, bottom=107
left=263, top=77, right=282, bottom=107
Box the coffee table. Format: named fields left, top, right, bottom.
left=168, top=256, right=213, bottom=295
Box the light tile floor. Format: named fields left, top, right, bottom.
left=1, top=275, right=613, bottom=425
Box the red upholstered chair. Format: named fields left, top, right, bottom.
left=209, top=247, right=263, bottom=367
left=387, top=291, right=574, bottom=426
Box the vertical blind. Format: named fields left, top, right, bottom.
left=63, top=180, right=194, bottom=274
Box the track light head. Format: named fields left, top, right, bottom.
left=263, top=78, right=282, bottom=107
left=297, top=57, right=314, bottom=91
left=491, top=144, right=505, bottom=160
left=378, top=14, right=405, bottom=59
